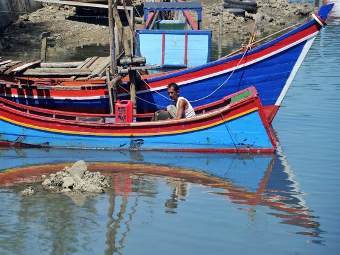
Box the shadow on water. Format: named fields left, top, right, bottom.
left=0, top=148, right=325, bottom=254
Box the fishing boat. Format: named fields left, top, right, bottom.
left=131, top=3, right=334, bottom=122
left=0, top=87, right=277, bottom=153
left=0, top=4, right=334, bottom=123
left=136, top=1, right=212, bottom=68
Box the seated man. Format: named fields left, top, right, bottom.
left=154, top=83, right=195, bottom=120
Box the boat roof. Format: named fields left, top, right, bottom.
left=144, top=2, right=202, bottom=12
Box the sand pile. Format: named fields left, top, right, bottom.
left=41, top=160, right=111, bottom=193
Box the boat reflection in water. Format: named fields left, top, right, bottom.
left=0, top=148, right=323, bottom=253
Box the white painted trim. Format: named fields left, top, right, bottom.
left=275, top=37, right=316, bottom=106
left=275, top=145, right=308, bottom=209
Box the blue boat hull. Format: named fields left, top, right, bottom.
left=0, top=110, right=273, bottom=152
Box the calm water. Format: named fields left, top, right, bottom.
left=1, top=10, right=340, bottom=255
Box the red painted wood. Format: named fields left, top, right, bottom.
left=0, top=88, right=267, bottom=137
left=184, top=33, right=188, bottom=66
left=183, top=10, right=198, bottom=30
left=162, top=33, right=165, bottom=66
left=262, top=105, right=279, bottom=123
left=145, top=11, right=155, bottom=29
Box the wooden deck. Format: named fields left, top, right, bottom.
left=0, top=56, right=111, bottom=78
left=34, top=0, right=133, bottom=11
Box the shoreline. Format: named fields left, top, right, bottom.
left=0, top=0, right=313, bottom=61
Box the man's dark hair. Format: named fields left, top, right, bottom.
left=167, top=83, right=179, bottom=91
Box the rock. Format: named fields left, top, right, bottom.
left=42, top=178, right=51, bottom=187
left=17, top=21, right=25, bottom=28
left=21, top=186, right=35, bottom=196
left=21, top=14, right=30, bottom=22
left=85, top=184, right=104, bottom=193
left=62, top=177, right=75, bottom=189
left=66, top=160, right=87, bottom=180
left=294, top=8, right=311, bottom=17
left=64, top=192, right=87, bottom=206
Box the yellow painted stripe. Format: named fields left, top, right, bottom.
left=0, top=108, right=258, bottom=137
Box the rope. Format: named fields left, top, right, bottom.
left=118, top=83, right=166, bottom=108
left=135, top=45, right=249, bottom=106
left=137, top=70, right=172, bottom=102
left=220, top=113, right=239, bottom=152
left=188, top=46, right=250, bottom=103
left=222, top=22, right=301, bottom=59
left=133, top=5, right=142, bottom=18
left=131, top=20, right=302, bottom=108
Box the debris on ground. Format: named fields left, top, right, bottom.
left=41, top=160, right=111, bottom=193
left=0, top=0, right=314, bottom=59
left=20, top=186, right=35, bottom=196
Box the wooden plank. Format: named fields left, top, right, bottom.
left=41, top=37, right=48, bottom=62
left=0, top=61, right=22, bottom=73
left=88, top=57, right=105, bottom=70
left=41, top=62, right=83, bottom=68
left=85, top=57, right=100, bottom=70
left=90, top=57, right=111, bottom=77
left=0, top=60, right=12, bottom=66
left=81, top=57, right=99, bottom=70
left=11, top=60, right=41, bottom=73
left=23, top=68, right=91, bottom=76
left=76, top=58, right=91, bottom=69
left=4, top=62, right=25, bottom=75
left=34, top=0, right=133, bottom=11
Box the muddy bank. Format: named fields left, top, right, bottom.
left=0, top=0, right=41, bottom=30
left=0, top=4, right=110, bottom=61
left=0, top=0, right=313, bottom=61
left=203, top=0, right=313, bottom=52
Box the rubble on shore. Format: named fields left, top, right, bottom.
left=19, top=160, right=111, bottom=198
left=41, top=160, right=111, bottom=193
left=0, top=0, right=313, bottom=59
left=20, top=186, right=35, bottom=196
left=204, top=0, right=313, bottom=50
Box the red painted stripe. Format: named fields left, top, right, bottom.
left=262, top=105, right=279, bottom=123
left=162, top=33, right=165, bottom=66
left=184, top=33, right=188, bottom=66
left=0, top=86, right=108, bottom=98
left=145, top=11, right=155, bottom=29
left=0, top=92, right=260, bottom=135
left=183, top=10, right=198, bottom=30
left=255, top=99, right=278, bottom=149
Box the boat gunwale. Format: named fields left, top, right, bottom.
left=0, top=87, right=259, bottom=129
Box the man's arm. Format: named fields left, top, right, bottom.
left=175, top=99, right=187, bottom=119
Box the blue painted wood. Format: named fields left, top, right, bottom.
left=164, top=34, right=186, bottom=66
left=136, top=30, right=212, bottom=68
left=138, top=33, right=163, bottom=66
left=133, top=41, right=307, bottom=112
left=144, top=2, right=202, bottom=12
left=187, top=34, right=211, bottom=67
left=0, top=111, right=272, bottom=151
